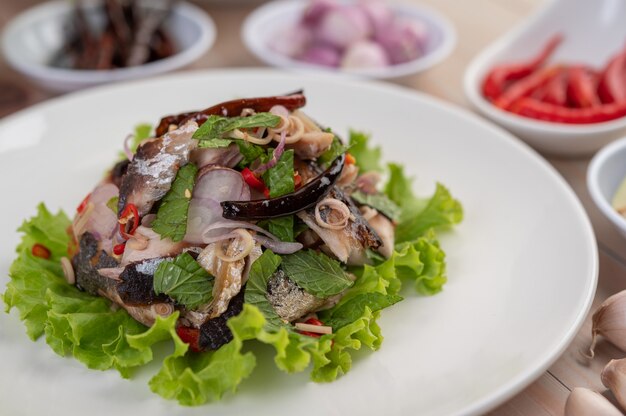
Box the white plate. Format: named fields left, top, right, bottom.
left=0, top=69, right=597, bottom=416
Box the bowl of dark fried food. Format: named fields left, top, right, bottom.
left=2, top=0, right=216, bottom=92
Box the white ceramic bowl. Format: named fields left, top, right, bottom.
left=242, top=0, right=456, bottom=79
left=2, top=1, right=216, bottom=92
left=464, top=0, right=626, bottom=157
left=588, top=136, right=626, bottom=240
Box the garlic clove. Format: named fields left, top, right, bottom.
left=589, top=290, right=626, bottom=358
left=602, top=358, right=626, bottom=411
left=564, top=388, right=622, bottom=416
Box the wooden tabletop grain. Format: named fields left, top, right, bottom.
left=2, top=1, right=625, bottom=415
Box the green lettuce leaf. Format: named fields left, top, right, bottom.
left=395, top=183, right=463, bottom=244
left=3, top=204, right=186, bottom=378
left=152, top=163, right=198, bottom=242
left=153, top=252, right=214, bottom=309
left=349, top=130, right=382, bottom=172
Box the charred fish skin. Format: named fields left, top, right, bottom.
left=118, top=121, right=198, bottom=217
left=330, top=186, right=382, bottom=250
left=117, top=258, right=171, bottom=306
left=72, top=232, right=119, bottom=295
left=266, top=270, right=326, bottom=322
left=198, top=287, right=245, bottom=350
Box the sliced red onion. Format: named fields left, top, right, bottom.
left=253, top=130, right=286, bottom=175
left=74, top=183, right=119, bottom=254
left=202, top=220, right=278, bottom=240
left=202, top=230, right=241, bottom=245
left=184, top=167, right=251, bottom=244
left=253, top=234, right=303, bottom=254
left=190, top=144, right=243, bottom=169
left=269, top=105, right=289, bottom=118
left=123, top=134, right=134, bottom=160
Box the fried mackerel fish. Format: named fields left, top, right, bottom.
left=67, top=92, right=396, bottom=352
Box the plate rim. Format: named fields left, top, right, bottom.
left=0, top=68, right=599, bottom=415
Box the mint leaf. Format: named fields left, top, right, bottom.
left=244, top=250, right=285, bottom=331
left=152, top=163, right=198, bottom=242
left=351, top=191, right=401, bottom=221
left=349, top=130, right=382, bottom=172
left=280, top=250, right=353, bottom=298
left=153, top=252, right=214, bottom=309
left=193, top=113, right=281, bottom=148
left=318, top=136, right=348, bottom=168
left=324, top=293, right=402, bottom=330
left=267, top=216, right=294, bottom=243
left=236, top=141, right=265, bottom=168
left=263, top=149, right=295, bottom=242
left=106, top=196, right=119, bottom=214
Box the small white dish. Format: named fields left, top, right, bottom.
left=464, top=0, right=626, bottom=157
left=242, top=0, right=456, bottom=79
left=1, top=1, right=216, bottom=92
left=588, top=136, right=626, bottom=240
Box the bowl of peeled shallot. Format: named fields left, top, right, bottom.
left=242, top=0, right=456, bottom=79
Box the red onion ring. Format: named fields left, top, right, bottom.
left=253, top=130, right=287, bottom=175
left=252, top=235, right=303, bottom=254
left=123, top=134, right=134, bottom=160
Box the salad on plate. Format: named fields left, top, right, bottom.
left=3, top=92, right=462, bottom=405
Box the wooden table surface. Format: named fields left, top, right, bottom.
left=2, top=1, right=626, bottom=415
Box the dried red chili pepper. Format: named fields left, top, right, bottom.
left=567, top=66, right=601, bottom=108
left=513, top=98, right=626, bottom=124
left=494, top=66, right=561, bottom=110
left=118, top=203, right=139, bottom=239
left=598, top=48, right=626, bottom=104
left=32, top=243, right=51, bottom=259
left=482, top=34, right=563, bottom=101
left=176, top=326, right=202, bottom=352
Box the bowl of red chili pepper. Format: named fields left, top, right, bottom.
left=464, top=0, right=626, bottom=156
left=2, top=0, right=216, bottom=93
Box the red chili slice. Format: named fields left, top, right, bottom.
left=298, top=318, right=325, bottom=338
left=76, top=193, right=91, bottom=214
left=32, top=243, right=51, bottom=259
left=241, top=167, right=268, bottom=192
left=176, top=326, right=202, bottom=352
left=118, top=203, right=139, bottom=239
left=113, top=243, right=126, bottom=256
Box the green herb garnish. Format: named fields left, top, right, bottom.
left=153, top=252, right=214, bottom=309
left=351, top=191, right=401, bottom=221
left=192, top=113, right=281, bottom=148
left=152, top=163, right=198, bottom=242
left=263, top=149, right=295, bottom=242
left=280, top=250, right=353, bottom=298
left=244, top=250, right=285, bottom=331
